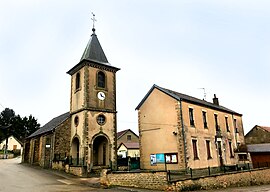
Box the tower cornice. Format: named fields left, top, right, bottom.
left=67, top=60, right=120, bottom=76
left=70, top=107, right=117, bottom=116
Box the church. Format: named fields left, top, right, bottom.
left=22, top=23, right=120, bottom=174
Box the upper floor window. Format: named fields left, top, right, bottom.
left=189, top=108, right=195, bottom=127
left=97, top=71, right=106, bottom=88
left=127, top=135, right=131, bottom=141
left=74, top=116, right=79, bottom=127
left=234, top=119, right=239, bottom=133
left=75, top=72, right=80, bottom=90
left=202, top=111, right=207, bottom=128
left=225, top=116, right=230, bottom=132
left=97, top=114, right=106, bottom=125
left=214, top=114, right=219, bottom=131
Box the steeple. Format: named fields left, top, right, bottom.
left=80, top=13, right=109, bottom=64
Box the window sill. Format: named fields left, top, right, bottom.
left=74, top=88, right=81, bottom=93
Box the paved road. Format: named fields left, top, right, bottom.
left=2, top=158, right=270, bottom=192
left=0, top=157, right=156, bottom=192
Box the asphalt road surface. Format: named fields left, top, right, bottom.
left=0, top=157, right=156, bottom=192
left=1, top=158, right=270, bottom=192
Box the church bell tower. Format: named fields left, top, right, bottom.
left=67, top=17, right=120, bottom=171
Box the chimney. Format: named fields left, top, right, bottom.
left=213, top=94, right=219, bottom=106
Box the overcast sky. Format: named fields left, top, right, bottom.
left=0, top=1, right=270, bottom=134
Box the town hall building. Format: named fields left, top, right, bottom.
left=136, top=85, right=249, bottom=170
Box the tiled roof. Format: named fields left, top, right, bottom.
left=28, top=112, right=70, bottom=138
left=258, top=126, right=270, bottom=132
left=136, top=84, right=241, bottom=115
left=117, top=129, right=139, bottom=139
left=245, top=125, right=270, bottom=137
left=247, top=144, right=270, bottom=153
left=80, top=28, right=109, bottom=64
left=67, top=29, right=120, bottom=76
left=120, top=142, right=139, bottom=149
left=117, top=129, right=128, bottom=139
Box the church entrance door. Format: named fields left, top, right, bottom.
left=93, top=136, right=109, bottom=166
left=71, top=137, right=80, bottom=165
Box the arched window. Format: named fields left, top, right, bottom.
left=97, top=71, right=106, bottom=88
left=75, top=72, right=80, bottom=90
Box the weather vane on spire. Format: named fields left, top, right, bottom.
left=91, top=12, right=97, bottom=29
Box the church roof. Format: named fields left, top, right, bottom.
left=136, top=84, right=241, bottom=116
left=80, top=28, right=109, bottom=64
left=67, top=28, right=120, bottom=75
left=28, top=112, right=70, bottom=138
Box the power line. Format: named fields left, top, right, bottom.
left=0, top=103, right=4, bottom=109
left=119, top=120, right=177, bottom=127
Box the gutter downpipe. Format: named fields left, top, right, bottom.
left=179, top=99, right=188, bottom=172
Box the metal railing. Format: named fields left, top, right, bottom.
left=53, top=154, right=86, bottom=166
left=167, top=162, right=270, bottom=182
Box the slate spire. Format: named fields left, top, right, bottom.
left=80, top=27, right=109, bottom=64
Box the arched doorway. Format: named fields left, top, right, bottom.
left=71, top=137, right=80, bottom=165
left=93, top=136, right=109, bottom=166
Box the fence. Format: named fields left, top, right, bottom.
left=117, top=157, right=140, bottom=170
left=53, top=153, right=86, bottom=166
left=168, top=162, right=270, bottom=181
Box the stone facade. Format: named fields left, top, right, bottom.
left=54, top=118, right=71, bottom=158
left=136, top=85, right=248, bottom=170
left=245, top=125, right=270, bottom=144
left=23, top=116, right=71, bottom=168
left=67, top=30, right=120, bottom=173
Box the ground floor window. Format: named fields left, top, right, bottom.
left=192, top=139, right=199, bottom=160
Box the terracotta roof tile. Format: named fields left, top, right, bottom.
left=258, top=126, right=270, bottom=132
left=121, top=142, right=139, bottom=149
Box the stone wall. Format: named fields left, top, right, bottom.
left=0, top=154, right=14, bottom=159
left=101, top=168, right=270, bottom=191
left=100, top=170, right=168, bottom=190
left=54, top=118, right=71, bottom=157
left=172, top=168, right=270, bottom=191
left=52, top=161, right=66, bottom=171
left=69, top=166, right=86, bottom=177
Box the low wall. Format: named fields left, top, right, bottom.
left=172, top=168, right=270, bottom=191
left=52, top=161, right=86, bottom=177
left=0, top=154, right=14, bottom=159
left=100, top=170, right=168, bottom=190
left=52, top=161, right=65, bottom=171
left=101, top=168, right=270, bottom=191
left=69, top=166, right=86, bottom=177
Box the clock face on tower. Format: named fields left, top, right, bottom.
left=97, top=91, right=106, bottom=100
